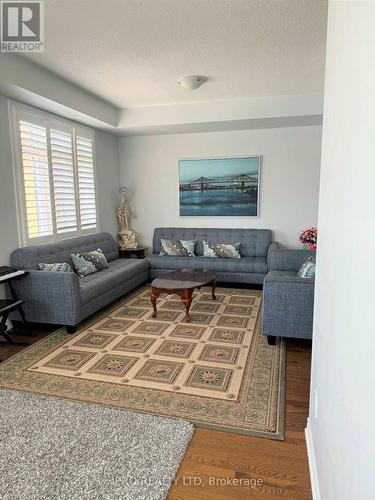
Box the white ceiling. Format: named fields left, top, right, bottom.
left=23, top=0, right=328, bottom=108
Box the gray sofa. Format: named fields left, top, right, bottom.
left=10, top=232, right=149, bottom=331
left=146, top=227, right=275, bottom=284
left=262, top=248, right=315, bottom=344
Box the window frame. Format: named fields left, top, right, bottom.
left=9, top=100, right=100, bottom=247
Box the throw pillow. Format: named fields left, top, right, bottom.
left=298, top=258, right=316, bottom=279
left=203, top=241, right=241, bottom=259
left=159, top=239, right=196, bottom=257
left=38, top=262, right=73, bottom=273
left=71, top=248, right=109, bottom=278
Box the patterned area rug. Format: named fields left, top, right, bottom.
left=0, top=285, right=285, bottom=439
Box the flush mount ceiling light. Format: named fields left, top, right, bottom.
left=178, top=75, right=207, bottom=90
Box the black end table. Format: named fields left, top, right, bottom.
left=119, top=246, right=147, bottom=259
left=0, top=300, right=29, bottom=346
left=0, top=270, right=31, bottom=346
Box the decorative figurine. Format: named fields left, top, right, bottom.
left=116, top=186, right=138, bottom=249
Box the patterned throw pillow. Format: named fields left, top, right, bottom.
left=298, top=258, right=316, bottom=279
left=38, top=262, right=73, bottom=273
left=203, top=241, right=241, bottom=259
left=71, top=248, right=109, bottom=278
left=159, top=239, right=196, bottom=257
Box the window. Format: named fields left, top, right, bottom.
left=11, top=103, right=98, bottom=245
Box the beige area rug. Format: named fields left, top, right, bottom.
left=0, top=285, right=285, bottom=439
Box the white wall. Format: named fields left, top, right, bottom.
left=0, top=95, right=19, bottom=268
left=307, top=2, right=375, bottom=499
left=0, top=94, right=120, bottom=268
left=119, top=126, right=322, bottom=248
left=95, top=129, right=120, bottom=238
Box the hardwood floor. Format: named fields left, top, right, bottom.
left=1, top=328, right=312, bottom=499
left=169, top=339, right=312, bottom=500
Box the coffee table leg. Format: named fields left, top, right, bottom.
left=151, top=287, right=159, bottom=318
left=182, top=289, right=193, bottom=322
left=212, top=278, right=217, bottom=300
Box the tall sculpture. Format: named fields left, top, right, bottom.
left=116, top=186, right=138, bottom=249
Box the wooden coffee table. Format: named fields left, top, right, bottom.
left=151, top=269, right=216, bottom=322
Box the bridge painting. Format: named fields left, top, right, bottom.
left=179, top=156, right=260, bottom=217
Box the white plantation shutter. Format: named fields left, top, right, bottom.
left=76, top=136, right=97, bottom=231
left=50, top=128, right=78, bottom=235
left=19, top=121, right=54, bottom=239
left=13, top=104, right=98, bottom=245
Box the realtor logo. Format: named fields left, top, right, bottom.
left=1, top=1, right=44, bottom=52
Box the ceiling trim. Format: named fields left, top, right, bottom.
left=0, top=54, right=323, bottom=136
left=0, top=54, right=118, bottom=127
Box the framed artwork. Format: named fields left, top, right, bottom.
left=179, top=156, right=260, bottom=217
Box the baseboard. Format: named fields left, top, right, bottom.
left=305, top=418, right=321, bottom=499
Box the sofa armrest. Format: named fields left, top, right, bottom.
left=268, top=249, right=316, bottom=272
left=13, top=270, right=81, bottom=325
left=267, top=241, right=280, bottom=255
left=266, top=242, right=280, bottom=270
left=265, top=271, right=315, bottom=284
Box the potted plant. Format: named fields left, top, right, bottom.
left=299, top=227, right=317, bottom=250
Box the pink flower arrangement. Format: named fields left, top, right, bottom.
left=299, top=227, right=317, bottom=250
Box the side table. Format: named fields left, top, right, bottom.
left=119, top=246, right=147, bottom=259
left=0, top=270, right=31, bottom=346
left=0, top=300, right=29, bottom=346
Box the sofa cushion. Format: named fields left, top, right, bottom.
left=71, top=248, right=109, bottom=277
left=160, top=239, right=196, bottom=257
left=146, top=255, right=268, bottom=274
left=79, top=258, right=149, bottom=304
left=152, top=228, right=272, bottom=257
left=298, top=259, right=316, bottom=279
left=38, top=262, right=73, bottom=272
left=203, top=241, right=240, bottom=258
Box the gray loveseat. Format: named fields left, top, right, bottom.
left=262, top=248, right=315, bottom=344
left=10, top=232, right=149, bottom=331
left=146, top=227, right=275, bottom=284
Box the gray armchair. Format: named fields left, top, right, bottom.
left=263, top=249, right=315, bottom=344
